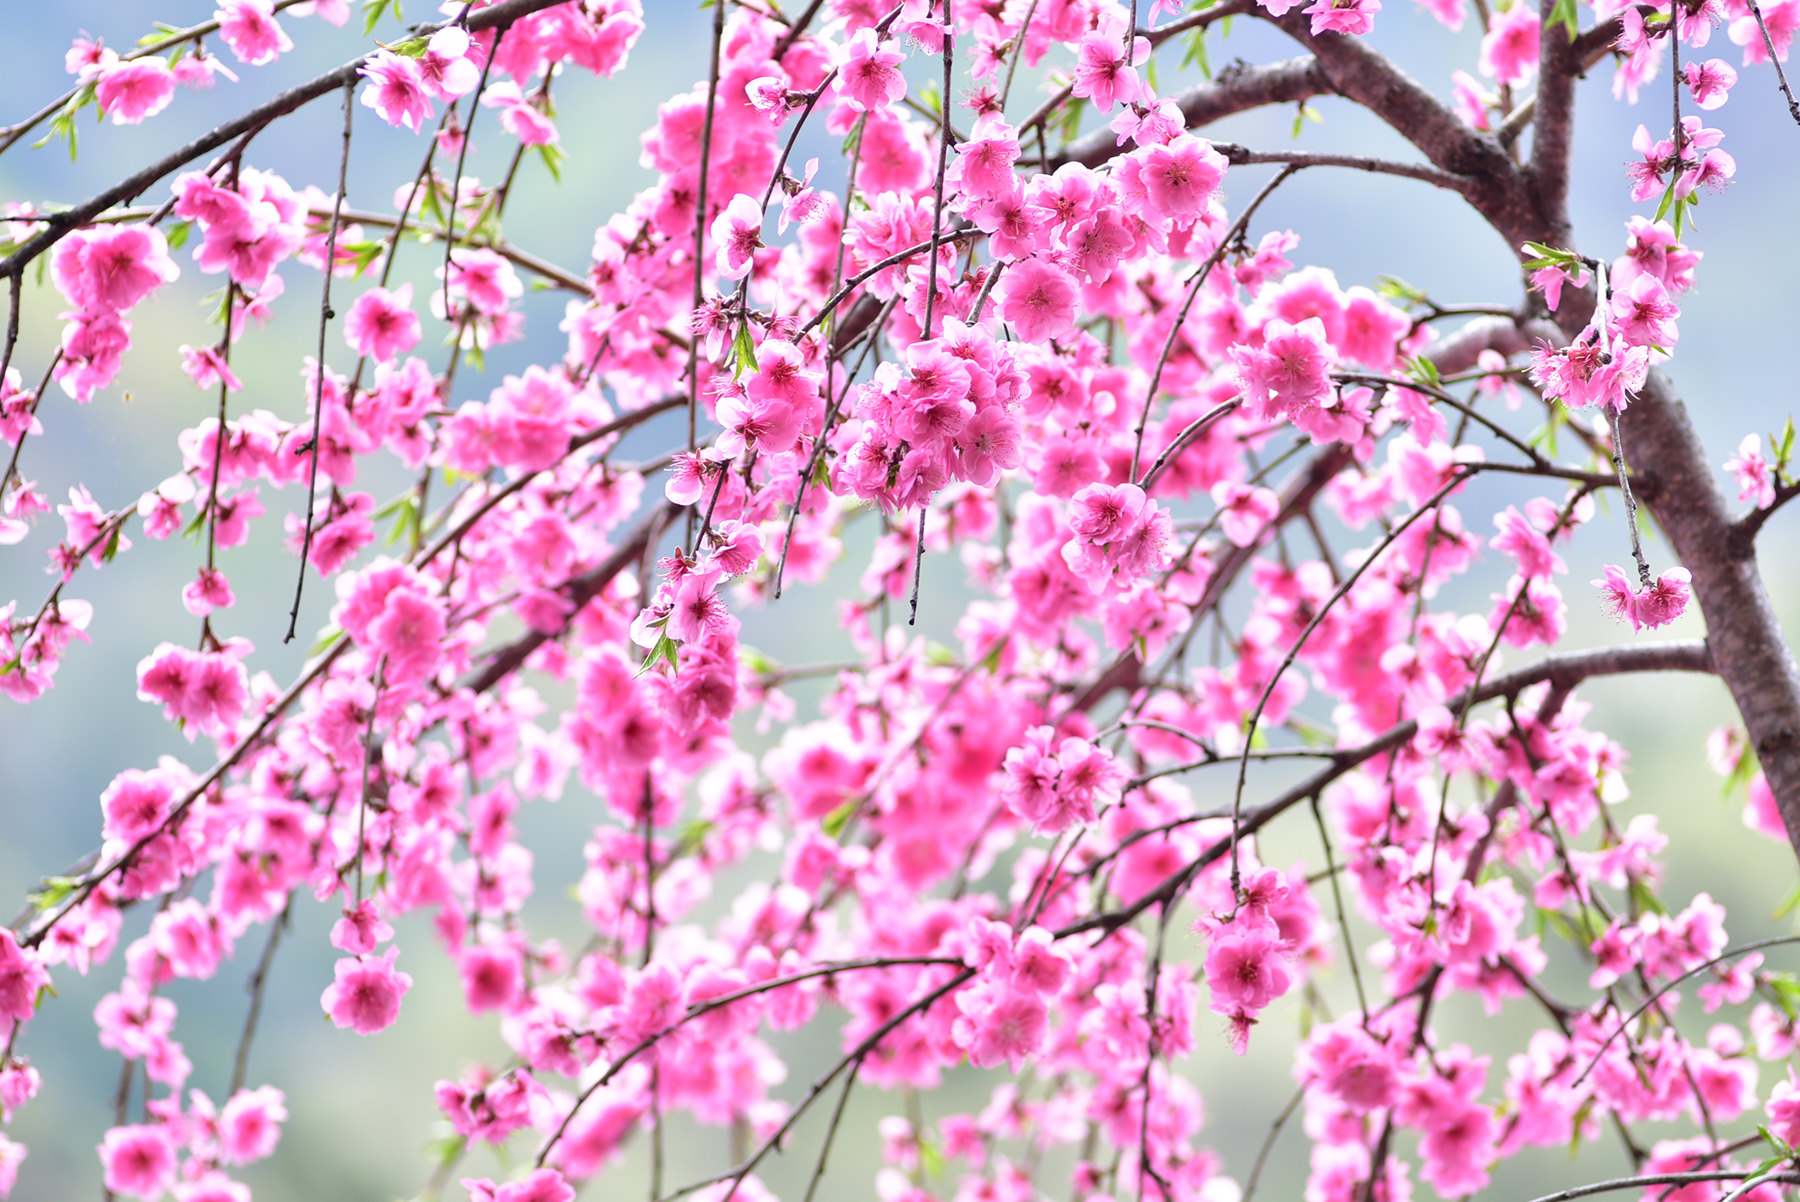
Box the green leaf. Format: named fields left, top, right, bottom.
left=981, top=637, right=1008, bottom=674
left=637, top=629, right=680, bottom=676
left=1404, top=354, right=1443, bottom=389
left=1377, top=275, right=1427, bottom=306
left=425, top=1132, right=466, bottom=1170
left=28, top=875, right=79, bottom=914
left=1724, top=740, right=1760, bottom=798
left=166, top=219, right=193, bottom=251
left=1545, top=0, right=1580, bottom=39
left=101, top=524, right=123, bottom=563
left=732, top=319, right=759, bottom=379
left=362, top=0, right=401, bottom=36
left=821, top=798, right=857, bottom=839
left=1181, top=28, right=1212, bottom=79
left=387, top=36, right=429, bottom=58
left=1766, top=971, right=1800, bottom=1020
left=1054, top=95, right=1086, bottom=145
left=308, top=625, right=346, bottom=658
left=1627, top=876, right=1666, bottom=917
left=1520, top=241, right=1580, bottom=269
left=535, top=141, right=566, bottom=185
left=675, top=818, right=716, bottom=857
left=383, top=494, right=421, bottom=546
left=1776, top=417, right=1796, bottom=472
left=919, top=1135, right=946, bottom=1180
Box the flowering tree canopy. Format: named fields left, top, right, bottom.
left=4, top=0, right=1800, bottom=1200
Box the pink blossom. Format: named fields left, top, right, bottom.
left=345, top=283, right=422, bottom=363
left=999, top=258, right=1078, bottom=343
left=483, top=81, right=559, bottom=145
left=1724, top=434, right=1777, bottom=508
left=1685, top=58, right=1738, bottom=107
left=97, top=1125, right=177, bottom=1200
left=0, top=1136, right=22, bottom=1200
left=0, top=929, right=51, bottom=1025
left=1204, top=929, right=1292, bottom=1014
left=1730, top=0, right=1798, bottom=64
left=1070, top=28, right=1148, bottom=112
left=359, top=51, right=433, bottom=132
left=0, top=1062, right=39, bottom=1124
left=712, top=193, right=764, bottom=281
left=418, top=25, right=481, bottom=100
left=1234, top=316, right=1334, bottom=421
left=216, top=0, right=293, bottom=66
left=94, top=58, right=177, bottom=125
left=1211, top=480, right=1280, bottom=547
left=331, top=900, right=395, bottom=955
left=217, top=1086, right=286, bottom=1164
left=51, top=225, right=179, bottom=314
left=1135, top=135, right=1226, bottom=223
left=1306, top=0, right=1383, bottom=35
left=840, top=28, right=906, bottom=112
left=1479, top=3, right=1540, bottom=84
left=321, top=948, right=413, bottom=1035
left=1594, top=564, right=1693, bottom=630
left=180, top=344, right=242, bottom=392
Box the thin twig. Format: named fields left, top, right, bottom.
left=286, top=82, right=355, bottom=644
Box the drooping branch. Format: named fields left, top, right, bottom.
left=1212, top=141, right=1474, bottom=193
left=1059, top=56, right=1335, bottom=169
left=1616, top=369, right=1800, bottom=862
left=1260, top=13, right=1551, bottom=251
left=0, top=0, right=573, bottom=280
left=462, top=499, right=680, bottom=695
left=1062, top=639, right=1714, bottom=939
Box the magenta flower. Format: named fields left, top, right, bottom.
left=345, top=283, right=422, bottom=363
left=51, top=225, right=179, bottom=314
left=216, top=0, right=293, bottom=66
left=999, top=258, right=1078, bottom=343
left=1204, top=929, right=1293, bottom=1014
left=359, top=51, right=433, bottom=132
left=711, top=193, right=765, bottom=282
left=96, top=1124, right=177, bottom=1200
left=217, top=1086, right=287, bottom=1165
left=1070, top=28, right=1147, bottom=112
left=321, top=948, right=413, bottom=1035
left=1478, top=3, right=1539, bottom=84
left=839, top=28, right=905, bottom=112
left=1724, top=434, right=1777, bottom=508
left=1136, top=135, right=1226, bottom=223
left=94, top=58, right=177, bottom=124
left=0, top=929, right=51, bottom=1025
left=1306, top=0, right=1383, bottom=36
left=1685, top=58, right=1738, bottom=108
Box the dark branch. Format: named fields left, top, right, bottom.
left=1059, top=56, right=1335, bottom=169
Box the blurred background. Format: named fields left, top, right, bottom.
left=2, top=2, right=1799, bottom=1199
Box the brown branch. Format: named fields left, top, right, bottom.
left=1529, top=0, right=1581, bottom=242
left=1060, top=639, right=1713, bottom=939
left=1059, top=56, right=1335, bottom=169
left=461, top=500, right=679, bottom=695
left=1620, top=369, right=1800, bottom=863
left=0, top=0, right=572, bottom=280
left=1213, top=142, right=1473, bottom=193
left=1261, top=13, right=1551, bottom=252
